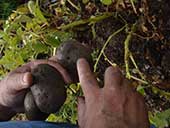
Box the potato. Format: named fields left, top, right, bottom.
left=30, top=64, right=66, bottom=114
left=24, top=91, right=49, bottom=120
left=56, top=40, right=93, bottom=82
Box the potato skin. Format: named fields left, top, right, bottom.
left=30, top=64, right=66, bottom=114
left=56, top=40, right=93, bottom=82
left=24, top=40, right=92, bottom=119
left=24, top=91, right=49, bottom=120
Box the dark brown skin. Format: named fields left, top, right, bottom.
left=31, top=64, right=66, bottom=114
left=24, top=91, right=48, bottom=120
left=77, top=58, right=149, bottom=128
left=55, top=40, right=93, bottom=82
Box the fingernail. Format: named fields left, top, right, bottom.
left=23, top=72, right=32, bottom=86
left=77, top=58, right=86, bottom=64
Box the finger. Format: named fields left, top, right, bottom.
left=7, top=72, right=33, bottom=92
left=44, top=60, right=72, bottom=84
left=77, top=58, right=99, bottom=100
left=28, top=60, right=72, bottom=84
left=49, top=56, right=58, bottom=62
left=78, top=96, right=86, bottom=127
left=104, top=66, right=123, bottom=89
left=11, top=64, right=31, bottom=74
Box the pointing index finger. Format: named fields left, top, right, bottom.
left=77, top=58, right=99, bottom=100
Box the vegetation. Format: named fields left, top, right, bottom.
left=0, top=0, right=170, bottom=127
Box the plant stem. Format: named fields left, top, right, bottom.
left=94, top=25, right=126, bottom=72
left=152, top=86, right=170, bottom=99
left=67, top=0, right=80, bottom=12
left=58, top=13, right=114, bottom=30
left=130, top=0, right=137, bottom=14
left=129, top=52, right=146, bottom=80
left=130, top=75, right=148, bottom=84
left=91, top=22, right=96, bottom=39
left=53, top=47, right=57, bottom=56
left=103, top=52, right=117, bottom=67
left=124, top=23, right=136, bottom=79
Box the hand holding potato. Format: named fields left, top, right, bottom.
left=0, top=59, right=71, bottom=120
left=0, top=55, right=150, bottom=127
left=0, top=41, right=93, bottom=121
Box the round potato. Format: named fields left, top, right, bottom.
left=24, top=91, right=49, bottom=120
left=56, top=40, right=93, bottom=82
left=30, top=64, right=66, bottom=114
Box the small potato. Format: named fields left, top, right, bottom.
left=24, top=91, right=49, bottom=120
left=56, top=40, right=93, bottom=82
left=31, top=64, right=66, bottom=114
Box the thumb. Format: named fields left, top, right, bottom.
left=7, top=72, right=33, bottom=93
left=78, top=96, right=86, bottom=127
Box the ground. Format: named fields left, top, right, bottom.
left=68, top=0, right=170, bottom=114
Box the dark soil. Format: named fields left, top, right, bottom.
left=68, top=0, right=170, bottom=113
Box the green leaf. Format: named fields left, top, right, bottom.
left=46, top=114, right=58, bottom=122
left=9, top=36, right=21, bottom=48
left=4, top=22, right=20, bottom=33
left=0, top=50, right=25, bottom=70
left=28, top=1, right=36, bottom=16
left=14, top=15, right=31, bottom=23
left=149, top=109, right=170, bottom=128
left=16, top=5, right=30, bottom=14
left=50, top=31, right=73, bottom=42
left=26, top=20, right=41, bottom=31
left=136, top=85, right=146, bottom=95
left=82, top=0, right=89, bottom=4
left=0, top=31, right=4, bottom=38
left=28, top=0, right=47, bottom=23
left=151, top=86, right=170, bottom=99
left=100, top=0, right=112, bottom=5
left=45, top=35, right=61, bottom=47
left=32, top=41, right=48, bottom=53
left=70, top=84, right=77, bottom=93
left=45, top=31, right=73, bottom=47
left=16, top=27, right=23, bottom=37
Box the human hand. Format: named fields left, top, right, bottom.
left=0, top=59, right=71, bottom=120
left=77, top=58, right=149, bottom=128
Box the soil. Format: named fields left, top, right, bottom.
left=65, top=0, right=170, bottom=113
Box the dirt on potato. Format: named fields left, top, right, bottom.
left=24, top=91, right=49, bottom=120
left=56, top=40, right=93, bottom=82
left=31, top=64, right=66, bottom=114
